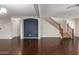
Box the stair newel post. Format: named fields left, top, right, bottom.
left=61, top=28, right=63, bottom=38
left=72, top=29, right=74, bottom=39
left=67, top=24, right=68, bottom=32
left=59, top=24, right=63, bottom=38
left=59, top=24, right=61, bottom=37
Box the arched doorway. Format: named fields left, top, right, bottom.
left=24, top=18, right=38, bottom=39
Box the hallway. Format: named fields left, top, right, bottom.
left=0, top=38, right=79, bottom=55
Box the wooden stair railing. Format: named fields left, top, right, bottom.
left=67, top=24, right=74, bottom=39
left=42, top=17, right=74, bottom=39
left=42, top=17, right=72, bottom=39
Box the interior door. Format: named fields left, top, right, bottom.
left=24, top=18, right=38, bottom=38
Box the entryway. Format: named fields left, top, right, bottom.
left=23, top=18, right=38, bottom=39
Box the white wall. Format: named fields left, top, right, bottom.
left=11, top=17, right=79, bottom=38
left=75, top=18, right=79, bottom=37
left=11, top=17, right=21, bottom=38
left=0, top=17, right=12, bottom=39
left=41, top=19, right=60, bottom=37
left=0, top=17, right=60, bottom=39
left=1, top=16, right=77, bottom=39
left=0, top=17, right=21, bottom=39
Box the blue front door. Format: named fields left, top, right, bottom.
left=24, top=18, right=38, bottom=37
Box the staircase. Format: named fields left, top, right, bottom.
left=43, top=17, right=74, bottom=39
left=59, top=21, right=74, bottom=39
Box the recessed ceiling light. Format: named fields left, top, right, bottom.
left=0, top=8, right=7, bottom=15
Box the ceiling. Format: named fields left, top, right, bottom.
left=39, top=4, right=79, bottom=18
left=0, top=4, right=36, bottom=17
left=0, top=4, right=79, bottom=18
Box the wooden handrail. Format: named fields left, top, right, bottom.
left=49, top=17, right=60, bottom=26
left=72, top=29, right=74, bottom=39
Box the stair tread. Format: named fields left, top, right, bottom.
left=63, top=32, right=71, bottom=38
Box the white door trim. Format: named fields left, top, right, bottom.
left=20, top=17, right=41, bottom=39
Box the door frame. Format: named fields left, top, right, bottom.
left=20, top=17, right=41, bottom=39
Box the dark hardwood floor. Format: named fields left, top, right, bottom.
left=0, top=37, right=79, bottom=55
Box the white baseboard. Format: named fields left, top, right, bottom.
left=0, top=37, right=12, bottom=39
left=0, top=36, right=20, bottom=39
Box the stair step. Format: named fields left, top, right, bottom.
left=62, top=32, right=71, bottom=38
